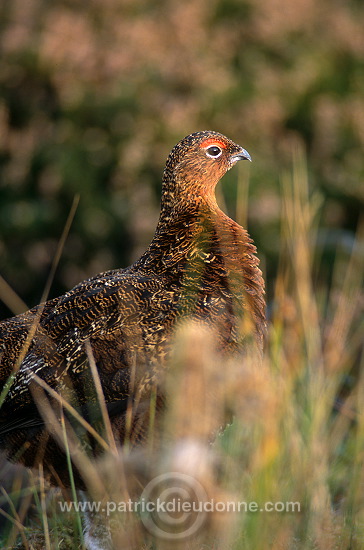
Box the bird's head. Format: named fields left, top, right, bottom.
left=162, top=131, right=251, bottom=206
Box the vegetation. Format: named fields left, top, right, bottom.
left=0, top=0, right=363, bottom=548
left=0, top=0, right=363, bottom=313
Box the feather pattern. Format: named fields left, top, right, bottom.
left=0, top=131, right=266, bottom=487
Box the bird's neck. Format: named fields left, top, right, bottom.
left=157, top=169, right=219, bottom=225
left=137, top=195, right=252, bottom=273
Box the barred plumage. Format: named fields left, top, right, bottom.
left=0, top=131, right=266, bottom=487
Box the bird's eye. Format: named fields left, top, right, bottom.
left=206, top=145, right=222, bottom=158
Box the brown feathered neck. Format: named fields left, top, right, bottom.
left=156, top=130, right=239, bottom=224
left=134, top=131, right=266, bottom=345
left=136, top=131, right=258, bottom=267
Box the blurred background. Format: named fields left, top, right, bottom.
left=0, top=0, right=363, bottom=319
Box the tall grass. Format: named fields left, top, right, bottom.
left=0, top=155, right=363, bottom=550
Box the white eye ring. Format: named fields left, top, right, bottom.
left=205, top=145, right=222, bottom=159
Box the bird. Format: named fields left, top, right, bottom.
left=0, top=131, right=266, bottom=489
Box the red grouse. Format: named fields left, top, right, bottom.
left=0, top=131, right=266, bottom=487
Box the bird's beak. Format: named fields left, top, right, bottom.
left=231, top=148, right=252, bottom=163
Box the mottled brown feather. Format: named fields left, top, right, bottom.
left=0, top=131, right=266, bottom=487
